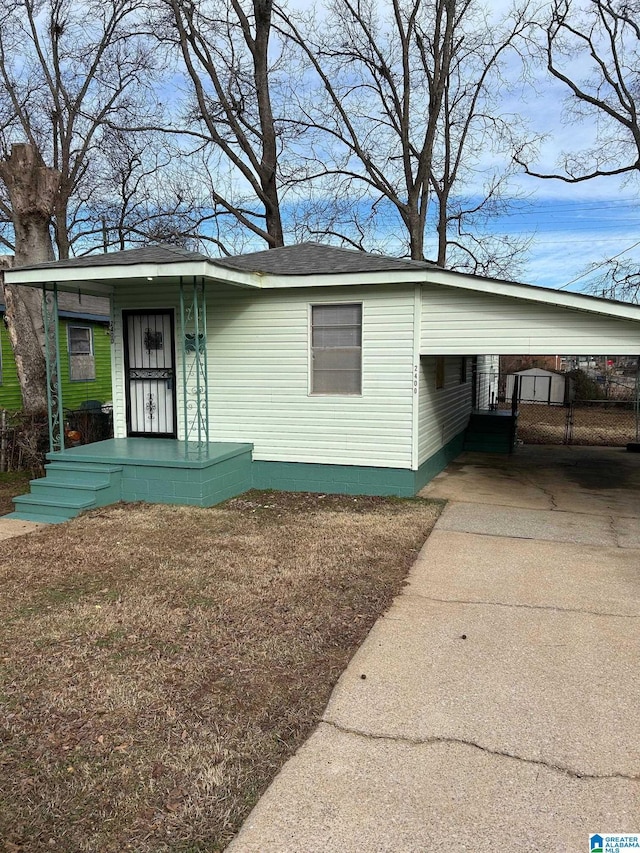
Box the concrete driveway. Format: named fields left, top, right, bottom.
left=227, top=446, right=640, bottom=853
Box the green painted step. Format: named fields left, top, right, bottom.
left=12, top=493, right=96, bottom=520
left=43, top=461, right=123, bottom=485
left=10, top=458, right=125, bottom=522
left=28, top=480, right=115, bottom=503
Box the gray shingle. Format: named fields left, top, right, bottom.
left=12, top=241, right=435, bottom=276
left=13, top=244, right=211, bottom=272
left=217, top=242, right=435, bottom=275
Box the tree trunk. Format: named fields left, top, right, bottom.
left=0, top=143, right=60, bottom=414
left=252, top=0, right=284, bottom=247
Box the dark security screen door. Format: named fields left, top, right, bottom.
left=124, top=311, right=177, bottom=437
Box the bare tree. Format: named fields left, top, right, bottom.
left=429, top=2, right=535, bottom=275
left=0, top=0, right=159, bottom=258
left=279, top=0, right=534, bottom=269
left=0, top=144, right=60, bottom=413
left=0, top=0, right=158, bottom=410
left=158, top=0, right=288, bottom=249
left=520, top=0, right=640, bottom=184
left=516, top=0, right=640, bottom=299
left=280, top=0, right=457, bottom=261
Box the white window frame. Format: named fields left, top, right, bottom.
left=309, top=302, right=363, bottom=396
left=67, top=324, right=94, bottom=356
left=67, top=324, right=96, bottom=383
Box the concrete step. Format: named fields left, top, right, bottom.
left=12, top=493, right=96, bottom=520
left=44, top=461, right=123, bottom=485
left=28, top=480, right=114, bottom=503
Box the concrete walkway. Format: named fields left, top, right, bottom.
left=0, top=517, right=44, bottom=541
left=227, top=447, right=640, bottom=853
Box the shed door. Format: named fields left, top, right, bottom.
left=124, top=311, right=177, bottom=437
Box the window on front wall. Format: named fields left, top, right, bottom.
left=311, top=303, right=362, bottom=395
left=68, top=325, right=96, bottom=381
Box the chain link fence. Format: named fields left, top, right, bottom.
left=475, top=366, right=640, bottom=447
left=517, top=400, right=639, bottom=446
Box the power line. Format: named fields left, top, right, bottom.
left=557, top=238, right=640, bottom=289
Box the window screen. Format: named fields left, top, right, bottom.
left=68, top=325, right=95, bottom=381
left=68, top=326, right=92, bottom=355
left=311, top=303, right=362, bottom=394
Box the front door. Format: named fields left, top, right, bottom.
left=123, top=310, right=177, bottom=437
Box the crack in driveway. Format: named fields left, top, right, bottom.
left=408, top=593, right=639, bottom=620
left=322, top=720, right=640, bottom=783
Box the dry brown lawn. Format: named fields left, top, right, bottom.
left=0, top=491, right=442, bottom=853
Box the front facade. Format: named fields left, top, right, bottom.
left=5, top=243, right=640, bottom=522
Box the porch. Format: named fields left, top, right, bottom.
left=7, top=439, right=253, bottom=523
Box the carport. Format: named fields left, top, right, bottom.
left=417, top=269, right=640, bottom=451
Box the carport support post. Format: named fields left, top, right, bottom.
left=636, top=355, right=640, bottom=441
left=42, top=283, right=64, bottom=453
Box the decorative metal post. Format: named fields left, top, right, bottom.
left=42, top=283, right=64, bottom=453
left=179, top=276, right=209, bottom=447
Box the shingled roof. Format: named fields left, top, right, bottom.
left=218, top=242, right=435, bottom=275
left=11, top=244, right=211, bottom=272
left=11, top=242, right=435, bottom=276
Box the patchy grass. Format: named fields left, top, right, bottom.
left=0, top=471, right=31, bottom=516
left=0, top=490, right=443, bottom=853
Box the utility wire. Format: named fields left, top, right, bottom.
left=557, top=238, right=640, bottom=289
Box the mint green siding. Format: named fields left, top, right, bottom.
left=417, top=356, right=472, bottom=466
left=0, top=319, right=112, bottom=411
left=420, top=284, right=640, bottom=355
left=111, top=282, right=416, bottom=470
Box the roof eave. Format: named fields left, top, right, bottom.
left=4, top=259, right=263, bottom=292
left=425, top=267, right=640, bottom=322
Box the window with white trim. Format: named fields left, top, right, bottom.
left=68, top=325, right=95, bottom=381
left=310, top=303, right=362, bottom=395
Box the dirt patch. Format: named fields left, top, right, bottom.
left=0, top=471, right=32, bottom=516
left=0, top=493, right=442, bottom=852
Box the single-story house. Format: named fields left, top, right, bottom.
left=4, top=242, right=640, bottom=522
left=0, top=290, right=112, bottom=411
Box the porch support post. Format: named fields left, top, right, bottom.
left=200, top=277, right=209, bottom=445
left=42, top=282, right=64, bottom=453
left=179, top=275, right=209, bottom=446
left=179, top=276, right=188, bottom=442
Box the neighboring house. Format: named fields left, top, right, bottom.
left=0, top=292, right=112, bottom=411
left=4, top=242, right=640, bottom=522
